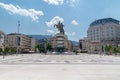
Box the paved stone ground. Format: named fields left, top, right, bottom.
left=0, top=64, right=120, bottom=80
left=0, top=53, right=120, bottom=64
left=0, top=53, right=120, bottom=80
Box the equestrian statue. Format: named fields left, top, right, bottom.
left=54, top=21, right=65, bottom=34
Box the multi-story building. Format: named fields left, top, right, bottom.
left=87, top=18, right=120, bottom=53
left=0, top=30, right=5, bottom=48
left=68, top=40, right=73, bottom=51
left=79, top=37, right=89, bottom=51
left=6, top=33, right=35, bottom=53
left=50, top=33, right=73, bottom=52
left=30, top=37, right=36, bottom=52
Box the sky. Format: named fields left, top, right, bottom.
left=0, top=0, right=120, bottom=41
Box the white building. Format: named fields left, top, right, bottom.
left=87, top=18, right=120, bottom=53
left=88, top=18, right=120, bottom=44
left=6, top=33, right=36, bottom=52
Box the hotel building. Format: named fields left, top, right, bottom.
left=87, top=18, right=120, bottom=53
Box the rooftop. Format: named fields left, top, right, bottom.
left=0, top=30, right=5, bottom=34
left=90, top=18, right=120, bottom=27
left=7, top=33, right=31, bottom=38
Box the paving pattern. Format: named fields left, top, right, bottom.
left=0, top=53, right=120, bottom=80
left=0, top=53, right=120, bottom=64
left=0, top=64, right=120, bottom=80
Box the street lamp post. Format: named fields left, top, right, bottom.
left=1, top=43, right=5, bottom=59
left=0, top=33, right=5, bottom=59
left=2, top=40, right=6, bottom=59
left=16, top=21, right=20, bottom=56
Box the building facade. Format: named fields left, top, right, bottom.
left=79, top=37, right=89, bottom=51
left=0, top=30, right=5, bottom=48
left=87, top=18, right=120, bottom=53
left=6, top=33, right=35, bottom=53
left=50, top=33, right=73, bottom=52
left=30, top=38, right=36, bottom=52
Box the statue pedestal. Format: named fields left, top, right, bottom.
left=56, top=33, right=68, bottom=52
left=50, top=22, right=72, bottom=53
left=51, top=33, right=69, bottom=52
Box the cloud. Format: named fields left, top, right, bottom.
left=71, top=20, right=79, bottom=26
left=47, top=29, right=76, bottom=36
left=47, top=29, right=59, bottom=34
left=66, top=0, right=75, bottom=7
left=0, top=2, right=44, bottom=21
left=44, top=0, right=64, bottom=5
left=65, top=32, right=76, bottom=36
left=66, top=0, right=80, bottom=7
left=44, top=0, right=79, bottom=6
left=47, top=29, right=55, bottom=34
left=46, top=16, right=64, bottom=27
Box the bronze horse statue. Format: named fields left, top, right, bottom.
left=54, top=21, right=64, bottom=34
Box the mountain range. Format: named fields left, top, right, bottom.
left=28, top=35, right=79, bottom=46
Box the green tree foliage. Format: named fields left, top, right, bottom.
left=113, top=47, right=117, bottom=53
left=4, top=46, right=10, bottom=54
left=10, top=47, right=17, bottom=54
left=0, top=48, right=3, bottom=55
left=105, top=45, right=110, bottom=53
left=4, top=46, right=10, bottom=55
left=105, top=45, right=120, bottom=55
left=35, top=44, right=40, bottom=52
left=35, top=44, right=46, bottom=53
left=109, top=45, right=114, bottom=55
left=1, top=47, right=17, bottom=55
left=105, top=45, right=113, bottom=55
left=113, top=47, right=120, bottom=55
left=38, top=44, right=42, bottom=53
left=46, top=43, right=52, bottom=51
left=117, top=47, right=120, bottom=53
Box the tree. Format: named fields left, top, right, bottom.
left=117, top=47, right=120, bottom=53
left=109, top=45, right=114, bottom=55
left=10, top=47, right=17, bottom=54
left=105, top=45, right=109, bottom=53
left=0, top=48, right=3, bottom=55
left=38, top=44, right=42, bottom=53
left=35, top=44, right=40, bottom=52
left=105, top=45, right=116, bottom=55
left=105, top=45, right=112, bottom=55
left=4, top=46, right=10, bottom=55
left=35, top=44, right=44, bottom=53
left=46, top=43, right=52, bottom=51
left=112, top=46, right=120, bottom=56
